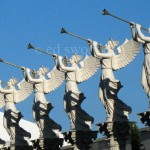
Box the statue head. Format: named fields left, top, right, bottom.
left=38, top=66, right=49, bottom=75
left=70, top=54, right=82, bottom=64
left=105, top=38, right=119, bottom=51
left=8, top=77, right=18, bottom=86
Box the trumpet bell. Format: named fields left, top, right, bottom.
left=60, top=28, right=68, bottom=34
left=28, top=43, right=35, bottom=49
left=102, top=9, right=109, bottom=15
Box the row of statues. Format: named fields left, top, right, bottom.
left=0, top=17, right=149, bottom=148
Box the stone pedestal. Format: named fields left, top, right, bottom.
left=63, top=130, right=98, bottom=150
left=32, top=138, right=63, bottom=150
left=137, top=110, right=150, bottom=127
left=97, top=122, right=130, bottom=150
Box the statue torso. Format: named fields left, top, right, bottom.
left=66, top=71, right=76, bottom=82
left=101, top=56, right=115, bottom=80
left=101, top=57, right=112, bottom=69
left=4, top=88, right=16, bottom=111
left=34, top=77, right=45, bottom=93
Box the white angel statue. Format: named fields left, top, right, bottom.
left=88, top=38, right=140, bottom=122
left=130, top=23, right=150, bottom=105
left=0, top=77, right=33, bottom=146
left=22, top=65, right=64, bottom=139
left=55, top=53, right=100, bottom=131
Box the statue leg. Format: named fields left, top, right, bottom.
left=70, top=92, right=93, bottom=131
left=4, top=109, right=31, bottom=146
left=3, top=112, right=11, bottom=135
left=99, top=79, right=131, bottom=122
left=33, top=101, right=61, bottom=138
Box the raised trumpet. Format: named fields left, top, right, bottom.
left=0, top=58, right=37, bottom=74
left=28, top=43, right=69, bottom=62
left=102, top=9, right=149, bottom=32
left=60, top=28, right=105, bottom=48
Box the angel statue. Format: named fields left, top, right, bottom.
left=130, top=23, right=150, bottom=106
left=55, top=53, right=100, bottom=131
left=88, top=38, right=140, bottom=122
left=21, top=65, right=64, bottom=139
left=0, top=77, right=33, bottom=147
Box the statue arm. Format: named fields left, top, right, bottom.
left=130, top=25, right=136, bottom=40
left=0, top=81, right=13, bottom=93
left=26, top=68, right=43, bottom=83
left=92, top=41, right=112, bottom=58
left=130, top=23, right=145, bottom=44
left=58, top=56, right=76, bottom=72
left=136, top=24, right=150, bottom=42
left=21, top=67, right=26, bottom=78
left=0, top=87, right=13, bottom=94
left=88, top=39, right=103, bottom=57
left=53, top=55, right=58, bottom=66
left=87, top=40, right=94, bottom=54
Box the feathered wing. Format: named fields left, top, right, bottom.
left=44, top=67, right=65, bottom=93
left=0, top=93, right=4, bottom=108
left=77, top=55, right=100, bottom=83
left=14, top=79, right=33, bottom=103
left=112, top=39, right=140, bottom=70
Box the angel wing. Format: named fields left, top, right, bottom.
left=14, top=79, right=33, bottom=103
left=112, top=39, right=140, bottom=70
left=0, top=93, right=4, bottom=108
left=44, top=67, right=65, bottom=93
left=77, top=55, right=100, bottom=83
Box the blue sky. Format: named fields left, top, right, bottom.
left=0, top=1, right=149, bottom=136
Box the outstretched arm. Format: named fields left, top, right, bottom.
left=0, top=88, right=13, bottom=94
left=53, top=54, right=58, bottom=67
left=26, top=68, right=43, bottom=83
left=58, top=56, right=76, bottom=72
left=87, top=39, right=94, bottom=55
left=0, top=81, right=13, bottom=94
left=88, top=39, right=103, bottom=57
left=92, top=41, right=112, bottom=58
left=130, top=24, right=145, bottom=44
left=21, top=67, right=28, bottom=80
left=136, top=24, right=150, bottom=42
left=130, top=23, right=136, bottom=40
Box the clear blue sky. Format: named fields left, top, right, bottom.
left=0, top=1, right=149, bottom=135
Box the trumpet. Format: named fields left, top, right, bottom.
left=102, top=9, right=149, bottom=32
left=28, top=43, right=69, bottom=62
left=0, top=59, right=37, bottom=74
left=60, top=28, right=105, bottom=48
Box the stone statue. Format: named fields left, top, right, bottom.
left=88, top=38, right=140, bottom=122
left=22, top=66, right=64, bottom=139
left=0, top=77, right=33, bottom=147
left=55, top=54, right=100, bottom=131
left=130, top=23, right=150, bottom=102
left=0, top=138, right=6, bottom=149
